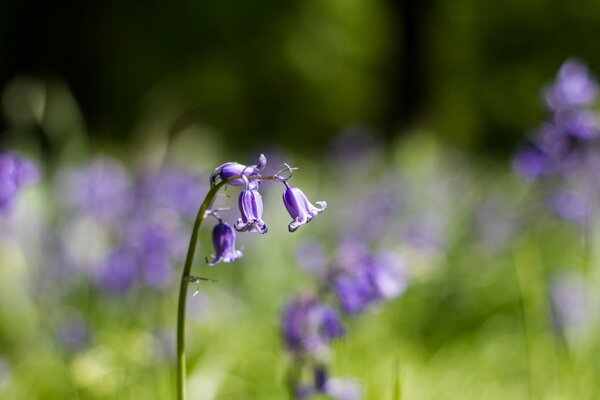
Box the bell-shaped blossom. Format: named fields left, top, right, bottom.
left=283, top=185, right=327, bottom=232
left=210, top=154, right=266, bottom=187
left=206, top=221, right=243, bottom=266
left=282, top=296, right=345, bottom=358
left=0, top=151, right=39, bottom=211
left=235, top=188, right=268, bottom=233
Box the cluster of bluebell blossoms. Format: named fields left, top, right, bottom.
left=514, top=59, right=600, bottom=225
left=205, top=154, right=327, bottom=266
left=281, top=240, right=407, bottom=399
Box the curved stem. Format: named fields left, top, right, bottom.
left=176, top=174, right=281, bottom=400
left=176, top=181, right=225, bottom=400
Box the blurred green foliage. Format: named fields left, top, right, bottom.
left=2, top=0, right=600, bottom=154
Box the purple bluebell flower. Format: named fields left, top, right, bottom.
left=235, top=187, right=268, bottom=233
left=544, top=59, right=598, bottom=111
left=206, top=221, right=243, bottom=266
left=210, top=154, right=266, bottom=187
left=0, top=152, right=39, bottom=211
left=513, top=146, right=549, bottom=181
left=282, top=296, right=345, bottom=358
left=283, top=184, right=327, bottom=232
left=334, top=272, right=379, bottom=315
left=333, top=251, right=407, bottom=314
left=555, top=109, right=600, bottom=140
left=370, top=251, right=408, bottom=300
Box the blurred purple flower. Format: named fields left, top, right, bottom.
left=547, top=190, right=588, bottom=226
left=57, top=157, right=133, bottom=221
left=544, top=59, right=598, bottom=111
left=235, top=187, right=268, bottom=233
left=555, top=109, right=600, bottom=140
left=95, top=248, right=138, bottom=293
left=513, top=146, right=550, bottom=181
left=206, top=221, right=243, bottom=266
left=283, top=184, right=327, bottom=232
left=137, top=169, right=206, bottom=218
left=333, top=251, right=407, bottom=314
left=282, top=296, right=345, bottom=358
left=0, top=151, right=39, bottom=211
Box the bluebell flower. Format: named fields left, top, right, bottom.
left=282, top=184, right=327, bottom=232
left=235, top=187, right=268, bottom=233
left=555, top=109, right=600, bottom=140
left=512, top=146, right=550, bottom=181
left=544, top=59, right=598, bottom=111
left=333, top=251, right=408, bottom=314
left=206, top=221, right=243, bottom=266
left=210, top=154, right=266, bottom=187
left=282, top=296, right=345, bottom=358
left=334, top=272, right=378, bottom=315
left=0, top=151, right=39, bottom=212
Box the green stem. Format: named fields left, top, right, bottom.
left=176, top=181, right=225, bottom=400
left=176, top=175, right=281, bottom=400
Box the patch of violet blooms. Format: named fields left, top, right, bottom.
left=282, top=236, right=408, bottom=399
left=54, top=157, right=204, bottom=293
left=513, top=58, right=600, bottom=226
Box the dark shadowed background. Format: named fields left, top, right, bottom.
left=2, top=0, right=600, bottom=155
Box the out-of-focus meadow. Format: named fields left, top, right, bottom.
left=2, top=1, right=600, bottom=399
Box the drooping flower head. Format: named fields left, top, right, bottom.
left=283, top=184, right=327, bottom=232
left=235, top=177, right=268, bottom=233
left=210, top=154, right=266, bottom=187
left=206, top=221, right=243, bottom=266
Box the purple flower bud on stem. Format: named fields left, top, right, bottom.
left=235, top=187, right=268, bottom=233
left=283, top=184, right=327, bottom=232
left=206, top=221, right=243, bottom=266
left=209, top=154, right=266, bottom=187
